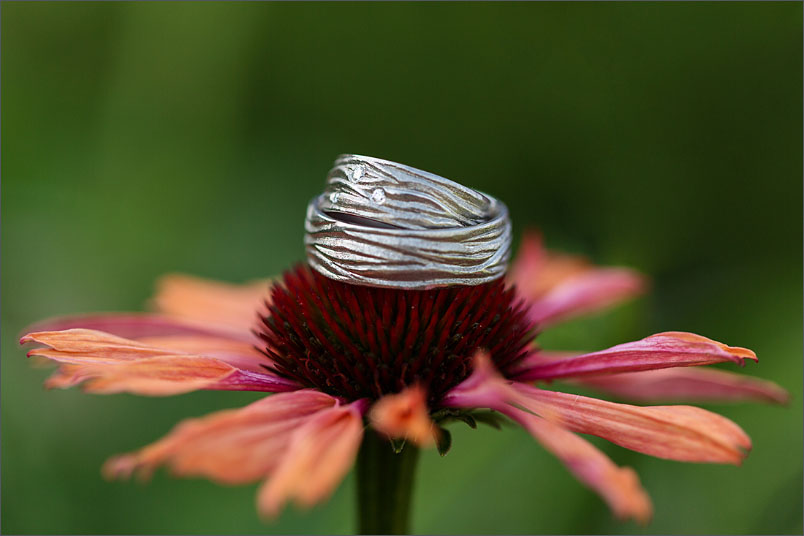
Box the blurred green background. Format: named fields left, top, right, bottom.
left=3, top=2, right=801, bottom=534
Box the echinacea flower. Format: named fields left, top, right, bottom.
left=21, top=230, right=787, bottom=533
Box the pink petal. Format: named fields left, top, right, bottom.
left=507, top=406, right=653, bottom=523
left=526, top=268, right=646, bottom=328
left=369, top=385, right=435, bottom=446
left=570, top=367, right=789, bottom=405
left=444, top=354, right=754, bottom=518
left=212, top=369, right=299, bottom=393
left=441, top=350, right=520, bottom=411
left=152, top=273, right=271, bottom=340
left=508, top=230, right=646, bottom=328
left=104, top=390, right=339, bottom=484
left=22, top=329, right=297, bottom=395
left=514, top=384, right=752, bottom=465
left=514, top=332, right=758, bottom=381
left=507, top=231, right=589, bottom=300
left=257, top=401, right=365, bottom=517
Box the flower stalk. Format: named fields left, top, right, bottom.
left=356, top=430, right=420, bottom=535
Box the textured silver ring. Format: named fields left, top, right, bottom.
left=305, top=155, right=512, bottom=289
left=319, top=154, right=493, bottom=230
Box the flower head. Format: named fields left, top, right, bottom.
left=21, top=231, right=787, bottom=524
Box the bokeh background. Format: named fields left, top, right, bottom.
left=3, top=2, right=802, bottom=534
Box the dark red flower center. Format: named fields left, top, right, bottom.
left=255, top=265, right=535, bottom=404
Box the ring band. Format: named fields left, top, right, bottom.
left=305, top=155, right=512, bottom=289
left=319, top=154, right=493, bottom=230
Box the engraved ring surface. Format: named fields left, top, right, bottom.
left=304, top=154, right=512, bottom=289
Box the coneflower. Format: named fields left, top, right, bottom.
left=20, top=230, right=787, bottom=533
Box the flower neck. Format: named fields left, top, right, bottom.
left=356, top=430, right=420, bottom=535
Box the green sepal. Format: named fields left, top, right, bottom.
left=389, top=437, right=407, bottom=454
left=430, top=408, right=459, bottom=421
left=435, top=427, right=452, bottom=457
left=455, top=413, right=477, bottom=429
left=470, top=410, right=507, bottom=430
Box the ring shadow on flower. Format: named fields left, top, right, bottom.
left=20, top=230, right=788, bottom=525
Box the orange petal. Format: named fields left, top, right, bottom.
left=257, top=403, right=364, bottom=517
left=660, top=331, right=756, bottom=362
left=25, top=329, right=270, bottom=372
left=152, top=274, right=271, bottom=339
left=104, top=390, right=338, bottom=484
left=23, top=328, right=295, bottom=395
left=369, top=385, right=435, bottom=446
left=77, top=356, right=237, bottom=396
left=23, top=329, right=167, bottom=363
left=137, top=335, right=270, bottom=372
left=514, top=384, right=752, bottom=464
left=508, top=406, right=653, bottom=524
left=23, top=313, right=242, bottom=341
left=44, top=364, right=85, bottom=389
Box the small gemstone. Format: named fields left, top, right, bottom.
left=350, top=165, right=364, bottom=182
left=329, top=192, right=340, bottom=204
left=371, top=188, right=386, bottom=204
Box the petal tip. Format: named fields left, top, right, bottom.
left=737, top=347, right=758, bottom=363
left=369, top=385, right=435, bottom=447
left=102, top=454, right=142, bottom=481
left=775, top=389, right=792, bottom=406
left=612, top=467, right=653, bottom=525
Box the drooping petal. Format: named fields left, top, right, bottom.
left=23, top=313, right=247, bottom=341
left=442, top=353, right=652, bottom=523
left=104, top=390, right=339, bottom=484
left=369, top=385, right=435, bottom=446
left=508, top=231, right=645, bottom=328
left=152, top=273, right=271, bottom=339
left=441, top=350, right=520, bottom=411
left=506, top=406, right=653, bottom=523
left=514, top=384, right=752, bottom=464
left=22, top=329, right=297, bottom=395
left=513, top=332, right=758, bottom=381
left=257, top=401, right=365, bottom=517
left=570, top=367, right=789, bottom=405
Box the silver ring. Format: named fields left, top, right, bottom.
left=319, top=154, right=493, bottom=230
left=305, top=155, right=512, bottom=289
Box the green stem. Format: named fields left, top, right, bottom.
left=356, top=430, right=420, bottom=535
